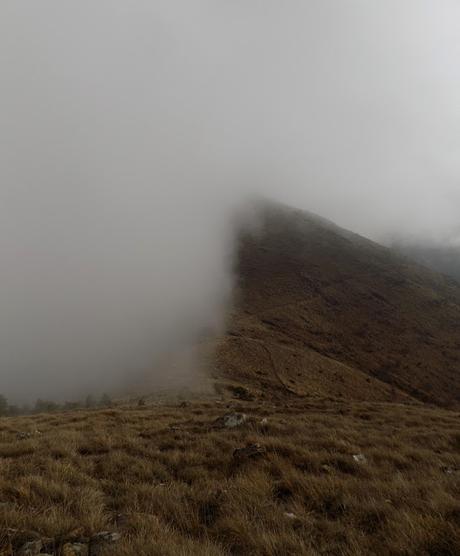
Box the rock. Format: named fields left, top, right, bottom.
left=16, top=430, right=41, bottom=440
left=260, top=418, right=268, bottom=426
left=214, top=412, right=247, bottom=429
left=114, top=513, right=129, bottom=527
left=62, top=542, right=89, bottom=556
left=89, top=532, right=121, bottom=556
left=8, top=529, right=46, bottom=555
left=233, top=443, right=266, bottom=461
left=284, top=512, right=297, bottom=520
left=17, top=540, right=42, bottom=556
left=228, top=386, right=254, bottom=401
left=441, top=465, right=458, bottom=475
left=352, top=453, right=367, bottom=464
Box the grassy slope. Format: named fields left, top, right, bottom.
left=0, top=401, right=459, bottom=555
left=1, top=201, right=460, bottom=555
left=216, top=202, right=460, bottom=408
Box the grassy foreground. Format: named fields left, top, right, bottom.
left=0, top=398, right=459, bottom=555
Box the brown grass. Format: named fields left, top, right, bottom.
left=224, top=202, right=460, bottom=408
left=0, top=398, right=459, bottom=555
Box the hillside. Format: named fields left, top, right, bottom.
left=392, top=241, right=460, bottom=283
left=0, top=399, right=459, bottom=556
left=1, top=201, right=460, bottom=556
left=215, top=201, right=460, bottom=408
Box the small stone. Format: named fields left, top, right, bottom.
left=233, top=443, right=266, bottom=461
left=17, top=540, right=42, bottom=556
left=443, top=466, right=458, bottom=475
left=114, top=513, right=129, bottom=527
left=229, top=386, right=254, bottom=401
left=352, top=453, right=367, bottom=464
left=89, top=532, right=121, bottom=556
left=284, top=512, right=297, bottom=520
left=16, top=430, right=41, bottom=440
left=214, top=412, right=247, bottom=429
left=62, top=542, right=89, bottom=556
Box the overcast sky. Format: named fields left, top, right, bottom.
left=1, top=1, right=459, bottom=400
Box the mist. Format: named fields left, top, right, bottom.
left=1, top=1, right=459, bottom=401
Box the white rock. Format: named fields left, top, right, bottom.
left=352, top=453, right=367, bottom=464
left=214, top=412, right=247, bottom=428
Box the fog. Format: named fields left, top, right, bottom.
left=1, top=1, right=459, bottom=401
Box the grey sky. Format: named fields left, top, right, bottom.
left=1, top=1, right=459, bottom=400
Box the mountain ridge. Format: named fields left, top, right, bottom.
left=214, top=201, right=460, bottom=408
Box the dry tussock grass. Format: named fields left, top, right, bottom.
left=0, top=399, right=459, bottom=555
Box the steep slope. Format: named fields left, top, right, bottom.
left=215, top=202, right=460, bottom=407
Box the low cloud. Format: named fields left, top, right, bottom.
left=0, top=1, right=459, bottom=400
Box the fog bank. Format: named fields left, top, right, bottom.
left=1, top=1, right=459, bottom=401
